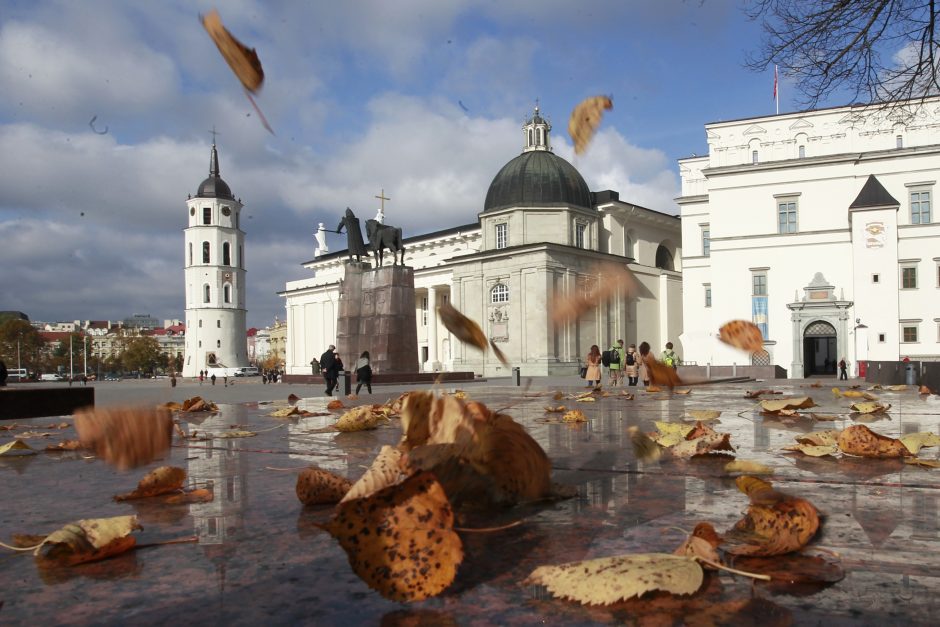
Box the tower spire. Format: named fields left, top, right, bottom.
left=209, top=127, right=220, bottom=177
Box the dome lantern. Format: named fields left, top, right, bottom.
left=522, top=103, right=551, bottom=152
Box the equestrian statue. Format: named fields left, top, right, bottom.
left=366, top=219, right=404, bottom=266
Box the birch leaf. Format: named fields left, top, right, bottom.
left=899, top=432, right=940, bottom=455
left=270, top=406, right=301, bottom=418
left=783, top=443, right=839, bottom=457
left=214, top=430, right=257, bottom=438
left=850, top=401, right=891, bottom=415
left=904, top=457, right=940, bottom=468
left=114, top=466, right=186, bottom=501
left=759, top=397, right=816, bottom=414
left=796, top=430, right=841, bottom=447
left=0, top=439, right=36, bottom=456
left=563, top=409, right=588, bottom=422
left=724, top=476, right=819, bottom=556
left=341, top=445, right=403, bottom=503
left=336, top=406, right=387, bottom=432
left=575, top=396, right=596, bottom=403
left=885, top=385, right=908, bottom=391
left=670, top=433, right=735, bottom=458
left=544, top=405, right=566, bottom=413
left=38, top=515, right=141, bottom=566
left=296, top=467, right=353, bottom=505
left=674, top=523, right=722, bottom=567
left=725, top=460, right=773, bottom=475
left=838, top=424, right=910, bottom=458
left=525, top=553, right=703, bottom=605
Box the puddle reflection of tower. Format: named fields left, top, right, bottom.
left=186, top=405, right=249, bottom=608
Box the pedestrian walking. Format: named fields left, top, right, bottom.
left=320, top=345, right=337, bottom=395
left=638, top=341, right=654, bottom=387
left=662, top=341, right=679, bottom=369
left=839, top=357, right=848, bottom=381
left=210, top=373, right=216, bottom=386
left=605, top=340, right=624, bottom=386
left=355, top=351, right=373, bottom=395
left=585, top=345, right=602, bottom=388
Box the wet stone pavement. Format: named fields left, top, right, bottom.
left=2, top=381, right=940, bottom=625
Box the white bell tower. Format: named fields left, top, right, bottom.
left=182, top=137, right=248, bottom=377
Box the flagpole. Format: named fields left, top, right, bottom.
left=775, top=65, right=779, bottom=115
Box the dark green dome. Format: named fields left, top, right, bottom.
left=483, top=150, right=592, bottom=212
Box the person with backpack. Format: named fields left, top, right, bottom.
left=662, top=341, right=679, bottom=370
left=624, top=343, right=639, bottom=386
left=606, top=340, right=624, bottom=386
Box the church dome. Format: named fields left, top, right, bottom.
left=483, top=105, right=592, bottom=212
left=195, top=143, right=235, bottom=200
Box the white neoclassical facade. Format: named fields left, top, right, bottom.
left=182, top=142, right=249, bottom=377
left=281, top=107, right=683, bottom=377
left=678, top=97, right=940, bottom=377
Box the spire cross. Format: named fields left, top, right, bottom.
left=209, top=126, right=220, bottom=145
left=374, top=188, right=391, bottom=212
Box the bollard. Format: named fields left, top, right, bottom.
left=905, top=363, right=915, bottom=386
left=512, top=367, right=521, bottom=386
left=706, top=363, right=711, bottom=380
left=732, top=362, right=737, bottom=377
left=343, top=370, right=352, bottom=396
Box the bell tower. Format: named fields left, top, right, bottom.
left=182, top=136, right=248, bottom=377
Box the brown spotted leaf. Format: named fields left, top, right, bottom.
left=837, top=424, right=910, bottom=458
left=296, top=467, right=353, bottom=505
left=568, top=95, right=613, bottom=155
left=321, top=472, right=463, bottom=602
left=114, top=466, right=186, bottom=501
left=342, top=445, right=404, bottom=503
left=525, top=553, right=703, bottom=605
left=724, top=476, right=820, bottom=556
left=74, top=407, right=173, bottom=470
left=718, top=320, right=764, bottom=353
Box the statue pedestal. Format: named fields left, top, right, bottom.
left=336, top=262, right=419, bottom=375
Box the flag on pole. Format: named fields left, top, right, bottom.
left=773, top=65, right=778, bottom=100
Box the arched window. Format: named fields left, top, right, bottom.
left=203, top=284, right=210, bottom=303
left=203, top=241, right=210, bottom=263
left=655, top=245, right=674, bottom=271
left=490, top=283, right=509, bottom=303
left=528, top=129, right=533, bottom=147
left=223, top=242, right=231, bottom=265
left=537, top=127, right=543, bottom=145
left=224, top=283, right=232, bottom=303
left=188, top=243, right=192, bottom=265
left=216, top=339, right=221, bottom=348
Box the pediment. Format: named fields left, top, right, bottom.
left=705, top=129, right=720, bottom=140
left=743, top=124, right=767, bottom=135
left=788, top=118, right=814, bottom=130
left=838, top=112, right=865, bottom=126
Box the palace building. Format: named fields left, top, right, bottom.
left=281, top=107, right=683, bottom=377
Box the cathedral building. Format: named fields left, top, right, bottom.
left=281, top=107, right=683, bottom=377
left=182, top=141, right=249, bottom=377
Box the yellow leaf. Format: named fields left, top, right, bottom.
left=335, top=406, right=387, bottom=432
left=682, top=410, right=722, bottom=422
left=38, top=515, right=141, bottom=566
left=568, top=95, right=613, bottom=155
left=725, top=460, right=773, bottom=475
left=759, top=397, right=816, bottom=413
left=562, top=410, right=588, bottom=423
left=544, top=405, right=566, bottom=413
left=214, top=430, right=257, bottom=438
left=904, top=457, right=940, bottom=468
left=0, top=439, right=36, bottom=456
left=645, top=385, right=663, bottom=393
left=831, top=387, right=842, bottom=398
left=842, top=390, right=867, bottom=398
left=269, top=406, right=301, bottom=417
left=900, top=432, right=940, bottom=455
left=783, top=443, right=839, bottom=457
left=850, top=401, right=891, bottom=415
left=628, top=427, right=662, bottom=462
left=525, top=553, right=703, bottom=605
left=796, top=430, right=841, bottom=447
left=655, top=422, right=695, bottom=438
left=575, top=396, right=596, bottom=403
left=885, top=385, right=909, bottom=392
left=670, top=433, right=735, bottom=458
left=342, top=445, right=403, bottom=503
left=674, top=388, right=692, bottom=395
left=453, top=390, right=467, bottom=400
left=114, top=466, right=186, bottom=501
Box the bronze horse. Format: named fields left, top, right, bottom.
left=365, top=219, right=404, bottom=266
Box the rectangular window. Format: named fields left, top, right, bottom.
left=752, top=150, right=758, bottom=164
left=872, top=273, right=880, bottom=284
left=897, top=135, right=904, bottom=149
left=798, top=145, right=806, bottom=159
left=878, top=333, right=886, bottom=343
left=777, top=199, right=798, bottom=234
left=702, top=227, right=710, bottom=257
left=902, top=325, right=918, bottom=343
left=902, top=266, right=918, bottom=289
left=421, top=297, right=428, bottom=326
left=203, top=207, right=211, bottom=225
left=495, top=223, right=508, bottom=249
left=911, top=190, right=931, bottom=224
left=704, top=285, right=712, bottom=308
left=751, top=271, right=768, bottom=339
left=575, top=223, right=586, bottom=249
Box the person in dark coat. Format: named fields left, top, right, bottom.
left=354, top=350, right=372, bottom=395
left=320, top=345, right=337, bottom=395
left=0, top=360, right=8, bottom=387
left=337, top=208, right=368, bottom=262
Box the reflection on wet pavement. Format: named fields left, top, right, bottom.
left=2, top=383, right=940, bottom=623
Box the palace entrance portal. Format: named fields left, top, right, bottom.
left=803, top=320, right=837, bottom=376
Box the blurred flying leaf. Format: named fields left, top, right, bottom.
left=628, top=426, right=662, bottom=462
left=74, top=407, right=173, bottom=470
left=550, top=263, right=641, bottom=326
left=568, top=95, right=613, bottom=155
left=725, top=460, right=773, bottom=475
left=718, top=320, right=764, bottom=353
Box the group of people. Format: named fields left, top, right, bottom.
left=318, top=345, right=373, bottom=396
left=582, top=340, right=680, bottom=388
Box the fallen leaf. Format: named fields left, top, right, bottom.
left=74, top=407, right=173, bottom=470
left=718, top=320, right=764, bottom=353
left=899, top=432, right=940, bottom=455
left=346, top=394, right=359, bottom=400
left=724, top=476, right=819, bottom=556
left=674, top=388, right=692, bottom=395
left=621, top=391, right=635, bottom=400
left=885, top=385, right=909, bottom=392
left=850, top=401, right=891, bottom=415
left=335, top=406, right=387, bottom=432
left=321, top=472, right=463, bottom=601
left=163, top=488, right=214, bottom=505
left=525, top=553, right=703, bottom=605
left=114, top=466, right=186, bottom=501
left=904, top=457, right=940, bottom=468
left=783, top=443, right=839, bottom=457
left=181, top=396, right=218, bottom=412
left=745, top=389, right=781, bottom=398
left=837, top=424, right=910, bottom=458
left=809, top=382, right=822, bottom=388
left=645, top=385, right=663, bottom=393
left=270, top=406, right=301, bottom=418
left=552, top=391, right=565, bottom=401
left=670, top=432, right=735, bottom=458
left=562, top=409, right=588, bottom=423
left=0, top=439, right=36, bottom=456
left=36, top=515, right=142, bottom=566
left=342, top=445, right=404, bottom=503
left=544, top=405, right=566, bottom=413
left=650, top=422, right=694, bottom=448
left=16, top=431, right=56, bottom=438
left=725, top=460, right=773, bottom=475
left=919, top=385, right=935, bottom=395
left=732, top=552, right=844, bottom=587
left=796, top=430, right=841, bottom=446
left=682, top=410, right=721, bottom=422
left=808, top=413, right=838, bottom=421
left=45, top=440, right=82, bottom=452
left=759, top=397, right=816, bottom=414
left=213, top=430, right=257, bottom=438
left=575, top=396, right=596, bottom=403
left=326, top=399, right=345, bottom=410
left=674, top=522, right=722, bottom=566
left=568, top=95, right=613, bottom=155
left=296, top=467, right=353, bottom=505
left=629, top=427, right=663, bottom=462
left=161, top=402, right=182, bottom=411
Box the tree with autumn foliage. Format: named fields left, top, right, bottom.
left=120, top=336, right=163, bottom=375
left=0, top=318, right=45, bottom=374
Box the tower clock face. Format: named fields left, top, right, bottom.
left=222, top=207, right=231, bottom=216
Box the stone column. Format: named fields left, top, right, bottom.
left=424, top=286, right=440, bottom=372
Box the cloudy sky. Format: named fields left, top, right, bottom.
left=0, top=0, right=842, bottom=329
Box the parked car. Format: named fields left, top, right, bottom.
left=7, top=368, right=28, bottom=382
left=235, top=367, right=260, bottom=377
left=40, top=373, right=65, bottom=381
